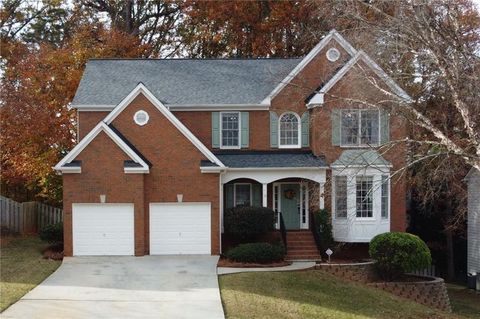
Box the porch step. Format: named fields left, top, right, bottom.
left=286, top=230, right=322, bottom=261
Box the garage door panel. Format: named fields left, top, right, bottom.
left=73, top=204, right=134, bottom=256
left=149, top=203, right=211, bottom=255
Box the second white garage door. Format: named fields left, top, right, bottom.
left=149, top=203, right=211, bottom=255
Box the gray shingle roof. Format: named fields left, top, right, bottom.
left=72, top=58, right=302, bottom=107
left=202, top=151, right=327, bottom=168
left=331, top=149, right=391, bottom=167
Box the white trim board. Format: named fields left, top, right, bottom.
left=54, top=122, right=149, bottom=174
left=262, top=29, right=357, bottom=105
left=74, top=103, right=270, bottom=112
left=103, top=83, right=225, bottom=168
left=307, top=51, right=412, bottom=107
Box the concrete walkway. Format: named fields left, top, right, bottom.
left=2, top=256, right=224, bottom=319
left=217, top=261, right=316, bottom=275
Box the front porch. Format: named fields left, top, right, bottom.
left=222, top=178, right=323, bottom=231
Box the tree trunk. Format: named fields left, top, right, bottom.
left=445, top=227, right=455, bottom=281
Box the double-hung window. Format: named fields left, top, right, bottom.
left=341, top=110, right=379, bottom=146
left=221, top=112, right=240, bottom=148
left=356, top=176, right=374, bottom=218
left=279, top=112, right=300, bottom=148
left=234, top=184, right=251, bottom=206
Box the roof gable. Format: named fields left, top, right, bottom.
left=103, top=83, right=225, bottom=168
left=307, top=51, right=412, bottom=107
left=54, top=122, right=150, bottom=174
left=262, top=30, right=358, bottom=104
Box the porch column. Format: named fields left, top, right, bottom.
left=262, top=183, right=268, bottom=207
left=319, top=182, right=325, bottom=209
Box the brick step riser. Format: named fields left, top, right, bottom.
left=287, top=251, right=320, bottom=257
left=287, top=241, right=317, bottom=246
left=287, top=249, right=319, bottom=254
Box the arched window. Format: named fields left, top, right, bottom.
left=279, top=112, right=301, bottom=148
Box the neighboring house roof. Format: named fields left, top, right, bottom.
left=331, top=149, right=391, bottom=168
left=53, top=122, right=150, bottom=174
left=464, top=167, right=480, bottom=181
left=71, top=58, right=301, bottom=108
left=202, top=151, right=327, bottom=169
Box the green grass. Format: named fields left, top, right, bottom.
left=0, top=236, right=61, bottom=312
left=447, top=283, right=480, bottom=318
left=219, top=271, right=471, bottom=319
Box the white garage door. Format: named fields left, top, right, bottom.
left=149, top=203, right=211, bottom=255
left=72, top=204, right=134, bottom=256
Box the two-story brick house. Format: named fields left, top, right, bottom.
left=54, top=30, right=410, bottom=257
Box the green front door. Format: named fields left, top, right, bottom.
left=280, top=184, right=300, bottom=230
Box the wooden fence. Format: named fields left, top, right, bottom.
left=411, top=265, right=437, bottom=277
left=0, top=195, right=63, bottom=234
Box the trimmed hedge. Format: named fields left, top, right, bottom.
left=224, top=206, right=275, bottom=241
left=312, top=209, right=333, bottom=253
left=39, top=222, right=63, bottom=244
left=369, top=232, right=432, bottom=281
left=226, top=242, right=285, bottom=263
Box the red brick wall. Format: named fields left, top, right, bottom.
left=62, top=131, right=145, bottom=256
left=175, top=110, right=271, bottom=150
left=78, top=111, right=109, bottom=139
left=311, top=66, right=407, bottom=232
left=110, top=94, right=220, bottom=254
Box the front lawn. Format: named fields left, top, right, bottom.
left=0, top=236, right=61, bottom=311
left=219, top=271, right=461, bottom=319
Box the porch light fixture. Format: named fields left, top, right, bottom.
left=100, top=194, right=106, bottom=203
left=177, top=194, right=183, bottom=202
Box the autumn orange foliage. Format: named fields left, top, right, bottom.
left=0, top=25, right=149, bottom=202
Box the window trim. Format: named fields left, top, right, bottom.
left=381, top=175, right=390, bottom=219
left=220, top=111, right=241, bottom=149
left=233, top=183, right=252, bottom=207
left=278, top=112, right=301, bottom=149
left=333, top=176, right=348, bottom=219
left=340, top=109, right=380, bottom=147
left=133, top=110, right=149, bottom=126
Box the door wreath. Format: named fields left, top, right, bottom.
left=284, top=189, right=296, bottom=199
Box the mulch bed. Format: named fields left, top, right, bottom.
left=42, top=243, right=64, bottom=260
left=218, top=258, right=291, bottom=268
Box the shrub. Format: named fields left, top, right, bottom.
left=224, top=206, right=275, bottom=241
left=226, top=242, right=285, bottom=263
left=312, top=209, right=333, bottom=254
left=369, top=232, right=432, bottom=281
left=39, top=222, right=63, bottom=244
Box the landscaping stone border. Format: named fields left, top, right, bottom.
left=315, top=261, right=376, bottom=283
left=368, top=276, right=451, bottom=312
left=315, top=262, right=451, bottom=312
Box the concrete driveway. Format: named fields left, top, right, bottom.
left=2, top=256, right=224, bottom=319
